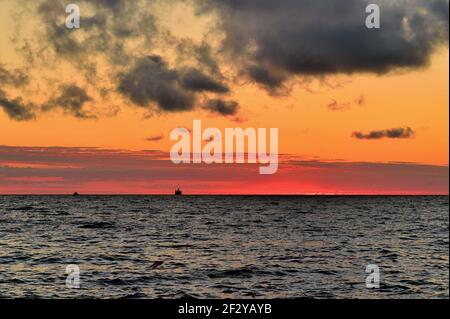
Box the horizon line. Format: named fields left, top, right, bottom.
left=0, top=193, right=448, bottom=196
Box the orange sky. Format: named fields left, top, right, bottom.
left=0, top=0, right=448, bottom=194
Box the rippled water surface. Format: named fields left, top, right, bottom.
left=0, top=196, right=448, bottom=298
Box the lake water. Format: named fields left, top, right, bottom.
left=0, top=195, right=448, bottom=298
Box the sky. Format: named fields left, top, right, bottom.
left=0, top=0, right=448, bottom=194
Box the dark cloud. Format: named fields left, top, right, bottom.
left=0, top=65, right=28, bottom=87
left=0, top=90, right=35, bottom=121
left=199, top=0, right=449, bottom=88
left=352, top=127, right=415, bottom=140
left=176, top=40, right=222, bottom=76
left=33, top=0, right=157, bottom=68
left=36, top=1, right=84, bottom=58
left=94, top=0, right=126, bottom=12
left=180, top=68, right=229, bottom=93
left=43, top=85, right=93, bottom=118
left=0, top=65, right=34, bottom=120
left=204, top=98, right=239, bottom=115
left=118, top=55, right=196, bottom=112
left=247, top=65, right=287, bottom=90
left=194, top=42, right=222, bottom=76
left=6, top=0, right=449, bottom=120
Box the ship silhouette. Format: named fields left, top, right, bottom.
left=175, top=188, right=182, bottom=196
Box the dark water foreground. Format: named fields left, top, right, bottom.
left=0, top=195, right=448, bottom=299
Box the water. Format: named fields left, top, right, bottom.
left=0, top=195, right=448, bottom=299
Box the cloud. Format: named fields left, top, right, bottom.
left=0, top=146, right=448, bottom=194
left=328, top=100, right=351, bottom=111
left=327, top=96, right=365, bottom=111
left=35, top=0, right=156, bottom=64
left=204, top=99, right=239, bottom=116
left=199, top=0, right=449, bottom=88
left=0, top=65, right=34, bottom=120
left=145, top=134, right=164, bottom=142
left=94, top=0, right=126, bottom=12
left=4, top=0, right=449, bottom=121
left=0, top=90, right=36, bottom=121
left=118, top=55, right=232, bottom=112
left=0, top=65, right=28, bottom=87
left=176, top=40, right=222, bottom=76
left=180, top=69, right=229, bottom=93
left=352, top=127, right=415, bottom=139
left=43, top=85, right=93, bottom=119
left=246, top=65, right=287, bottom=90
left=118, top=55, right=196, bottom=112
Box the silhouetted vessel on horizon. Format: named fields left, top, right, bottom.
left=73, top=192, right=80, bottom=196
left=175, top=188, right=182, bottom=196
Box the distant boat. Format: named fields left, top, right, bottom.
left=73, top=192, right=80, bottom=196
left=175, top=188, right=182, bottom=196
